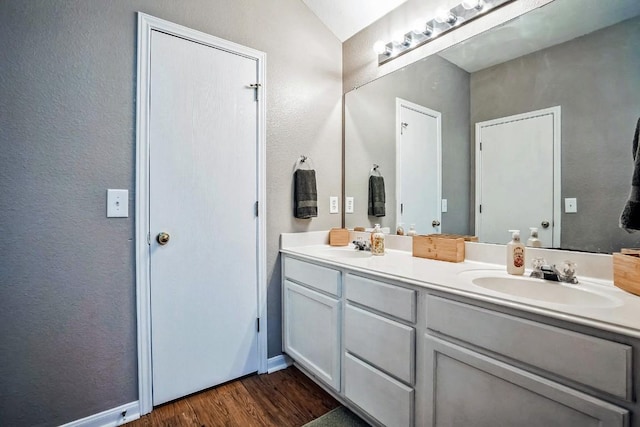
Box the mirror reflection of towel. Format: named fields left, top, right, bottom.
left=294, top=169, right=318, bottom=219
left=620, top=117, right=640, bottom=232
left=368, top=175, right=386, bottom=217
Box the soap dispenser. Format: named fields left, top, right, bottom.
left=527, top=227, right=542, bottom=248
left=371, top=224, right=385, bottom=256
left=507, top=229, right=525, bottom=275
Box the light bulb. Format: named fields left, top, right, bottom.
left=392, top=31, right=406, bottom=45
left=373, top=40, right=386, bottom=55
left=435, top=9, right=457, bottom=25
left=462, top=0, right=484, bottom=10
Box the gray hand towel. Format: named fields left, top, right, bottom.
left=368, top=175, right=386, bottom=217
left=620, top=117, right=640, bottom=232
left=294, top=169, right=318, bottom=219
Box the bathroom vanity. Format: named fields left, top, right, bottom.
left=281, top=232, right=640, bottom=427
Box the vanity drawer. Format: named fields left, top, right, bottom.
left=344, top=352, right=414, bottom=427
left=345, top=304, right=415, bottom=385
left=426, top=295, right=633, bottom=400
left=284, top=256, right=341, bottom=296
left=345, top=273, right=416, bottom=322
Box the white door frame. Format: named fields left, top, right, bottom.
left=135, top=13, right=267, bottom=415
left=475, top=106, right=561, bottom=247
left=395, top=98, right=442, bottom=231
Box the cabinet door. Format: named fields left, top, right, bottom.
left=424, top=335, right=629, bottom=427
left=283, top=280, right=341, bottom=391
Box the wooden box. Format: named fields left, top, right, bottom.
left=613, top=249, right=640, bottom=297
left=412, top=234, right=478, bottom=263
left=329, top=228, right=350, bottom=246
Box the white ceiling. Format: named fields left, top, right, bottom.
left=302, top=0, right=410, bottom=42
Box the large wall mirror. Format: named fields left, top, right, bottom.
left=344, top=0, right=640, bottom=253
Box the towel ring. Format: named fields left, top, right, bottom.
left=294, top=155, right=313, bottom=171
left=370, top=164, right=382, bottom=177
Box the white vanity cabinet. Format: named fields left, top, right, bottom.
left=424, top=295, right=632, bottom=427
left=282, top=257, right=341, bottom=391
left=343, top=273, right=417, bottom=427
left=281, top=252, right=639, bottom=427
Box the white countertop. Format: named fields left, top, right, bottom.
left=281, top=231, right=640, bottom=339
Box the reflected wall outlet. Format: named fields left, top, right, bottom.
left=329, top=196, right=339, bottom=214
left=565, top=197, right=577, bottom=213
left=107, top=189, right=129, bottom=218
left=346, top=197, right=354, bottom=214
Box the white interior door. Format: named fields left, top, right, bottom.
left=476, top=107, right=561, bottom=247
left=397, top=99, right=442, bottom=235
left=148, top=29, right=259, bottom=405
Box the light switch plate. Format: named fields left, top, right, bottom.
left=565, top=197, right=577, bottom=213
left=441, top=199, right=448, bottom=213
left=346, top=197, right=354, bottom=214
left=107, top=189, right=129, bottom=218
left=329, top=196, right=339, bottom=214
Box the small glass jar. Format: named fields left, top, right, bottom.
left=371, top=224, right=385, bottom=256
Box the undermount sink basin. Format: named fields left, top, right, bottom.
left=459, top=270, right=622, bottom=308
left=317, top=247, right=372, bottom=259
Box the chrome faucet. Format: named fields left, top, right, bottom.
left=352, top=239, right=371, bottom=251
left=530, top=258, right=578, bottom=284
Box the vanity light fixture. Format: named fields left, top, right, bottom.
left=374, top=0, right=513, bottom=65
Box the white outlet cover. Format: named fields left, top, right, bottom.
left=346, top=196, right=354, bottom=214
left=107, top=189, right=129, bottom=218
left=329, top=196, right=339, bottom=214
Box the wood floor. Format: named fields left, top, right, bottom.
left=126, top=367, right=341, bottom=427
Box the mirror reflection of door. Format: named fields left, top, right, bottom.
left=396, top=99, right=442, bottom=235
left=475, top=106, right=561, bottom=247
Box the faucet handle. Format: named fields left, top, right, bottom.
left=529, top=257, right=546, bottom=278
left=560, top=260, right=578, bottom=284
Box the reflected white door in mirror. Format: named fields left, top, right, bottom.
left=475, top=106, right=561, bottom=247
left=396, top=98, right=442, bottom=236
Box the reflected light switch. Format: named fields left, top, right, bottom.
left=441, top=199, right=448, bottom=213
left=565, top=198, right=577, bottom=213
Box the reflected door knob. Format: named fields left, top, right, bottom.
left=156, top=232, right=170, bottom=245
left=541, top=221, right=550, bottom=229
left=432, top=220, right=441, bottom=227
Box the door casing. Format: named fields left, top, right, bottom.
left=135, top=12, right=267, bottom=415
left=396, top=98, right=442, bottom=234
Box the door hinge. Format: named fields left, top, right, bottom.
left=254, top=201, right=259, bottom=217
left=256, top=317, right=260, bottom=332
left=480, top=142, right=483, bottom=151
left=400, top=203, right=404, bottom=215
left=249, top=83, right=261, bottom=101
left=479, top=204, right=482, bottom=213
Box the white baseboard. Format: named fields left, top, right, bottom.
left=60, top=401, right=140, bottom=427
left=267, top=354, right=292, bottom=373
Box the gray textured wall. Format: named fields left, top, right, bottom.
left=0, top=1, right=342, bottom=426
left=345, top=55, right=470, bottom=234
left=470, top=17, right=640, bottom=252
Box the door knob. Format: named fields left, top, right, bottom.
left=432, top=220, right=441, bottom=227
left=541, top=221, right=550, bottom=229
left=157, top=232, right=170, bottom=245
